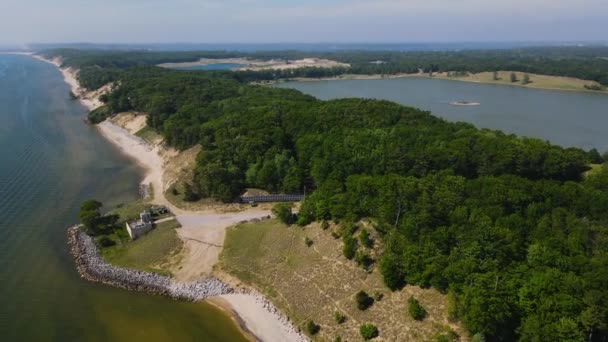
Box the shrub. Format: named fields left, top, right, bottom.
left=333, top=311, right=346, bottom=324
left=471, top=332, right=486, bottom=342
left=171, top=187, right=179, bottom=196
left=436, top=330, right=460, bottom=342
left=356, top=291, right=374, bottom=310
left=183, top=182, right=200, bottom=202
left=321, top=220, right=330, bottom=230
left=373, top=291, right=384, bottom=301
left=331, top=231, right=340, bottom=239
left=359, top=229, right=373, bottom=248
left=305, top=320, right=320, bottom=335
left=360, top=323, right=379, bottom=340
left=585, top=84, right=605, bottom=91
left=305, top=237, right=313, bottom=247
left=272, top=202, right=295, bottom=225
left=98, top=236, right=116, bottom=247
left=87, top=105, right=112, bottom=124
left=408, top=296, right=427, bottom=321
left=333, top=337, right=342, bottom=342
left=342, top=235, right=358, bottom=260
left=355, top=252, right=373, bottom=269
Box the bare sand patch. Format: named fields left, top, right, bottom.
left=172, top=211, right=270, bottom=282
left=109, top=112, right=147, bottom=134
left=159, top=57, right=349, bottom=71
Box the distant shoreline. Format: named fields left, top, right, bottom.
left=266, top=71, right=608, bottom=95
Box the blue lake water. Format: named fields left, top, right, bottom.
left=276, top=77, right=608, bottom=152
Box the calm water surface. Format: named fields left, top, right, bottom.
left=0, top=54, right=247, bottom=341
left=276, top=77, right=608, bottom=151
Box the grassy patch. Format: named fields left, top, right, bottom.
left=219, top=220, right=461, bottom=341
left=585, top=163, right=604, bottom=178
left=437, top=71, right=605, bottom=92
left=109, top=200, right=149, bottom=224
left=134, top=126, right=162, bottom=144
left=100, top=219, right=182, bottom=275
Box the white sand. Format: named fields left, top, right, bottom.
left=218, top=294, right=308, bottom=342
left=96, top=121, right=165, bottom=197
left=31, top=54, right=106, bottom=111
left=43, top=55, right=307, bottom=342
left=95, top=120, right=303, bottom=341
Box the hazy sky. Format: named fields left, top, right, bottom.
left=0, top=0, right=606, bottom=45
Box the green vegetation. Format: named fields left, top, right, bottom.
left=522, top=73, right=531, bottom=85
left=408, top=296, right=427, bottom=321
left=342, top=235, right=358, bottom=260
left=87, top=105, right=113, bottom=124
left=359, top=229, right=373, bottom=248
left=510, top=72, right=518, bottom=83
left=272, top=203, right=295, bottom=225
left=585, top=84, right=606, bottom=91
left=44, top=46, right=608, bottom=90
left=61, top=48, right=608, bottom=340
left=333, top=311, right=346, bottom=324
left=355, top=291, right=374, bottom=310
left=78, top=199, right=180, bottom=274
left=359, top=323, right=379, bottom=340
left=135, top=126, right=162, bottom=144
left=304, top=237, right=313, bottom=247
left=305, top=320, right=320, bottom=335
left=79, top=199, right=118, bottom=235
left=220, top=220, right=458, bottom=340
left=100, top=219, right=182, bottom=275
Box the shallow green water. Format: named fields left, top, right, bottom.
left=276, top=77, right=608, bottom=151
left=0, top=55, right=248, bottom=341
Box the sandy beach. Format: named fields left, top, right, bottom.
left=34, top=53, right=308, bottom=342
left=95, top=118, right=304, bottom=341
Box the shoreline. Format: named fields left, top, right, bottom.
left=33, top=53, right=308, bottom=342
left=269, top=71, right=608, bottom=95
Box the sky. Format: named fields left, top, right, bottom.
left=0, top=0, right=606, bottom=45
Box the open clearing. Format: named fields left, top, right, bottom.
left=433, top=71, right=605, bottom=92
left=100, top=219, right=182, bottom=276
left=218, top=219, right=463, bottom=341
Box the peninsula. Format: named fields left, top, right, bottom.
left=37, top=48, right=608, bottom=342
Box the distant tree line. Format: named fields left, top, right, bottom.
left=42, top=46, right=608, bottom=90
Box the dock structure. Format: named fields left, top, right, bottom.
left=240, top=194, right=304, bottom=203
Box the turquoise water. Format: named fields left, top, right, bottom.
left=171, top=63, right=245, bottom=71
left=276, top=78, right=608, bottom=151
left=0, top=54, right=248, bottom=341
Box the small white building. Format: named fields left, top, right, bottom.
left=126, top=211, right=153, bottom=239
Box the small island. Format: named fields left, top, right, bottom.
left=450, top=101, right=481, bottom=106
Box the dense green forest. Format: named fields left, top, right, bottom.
left=50, top=48, right=608, bottom=341
left=43, top=46, right=608, bottom=89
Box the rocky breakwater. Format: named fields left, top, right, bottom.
left=67, top=225, right=233, bottom=301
